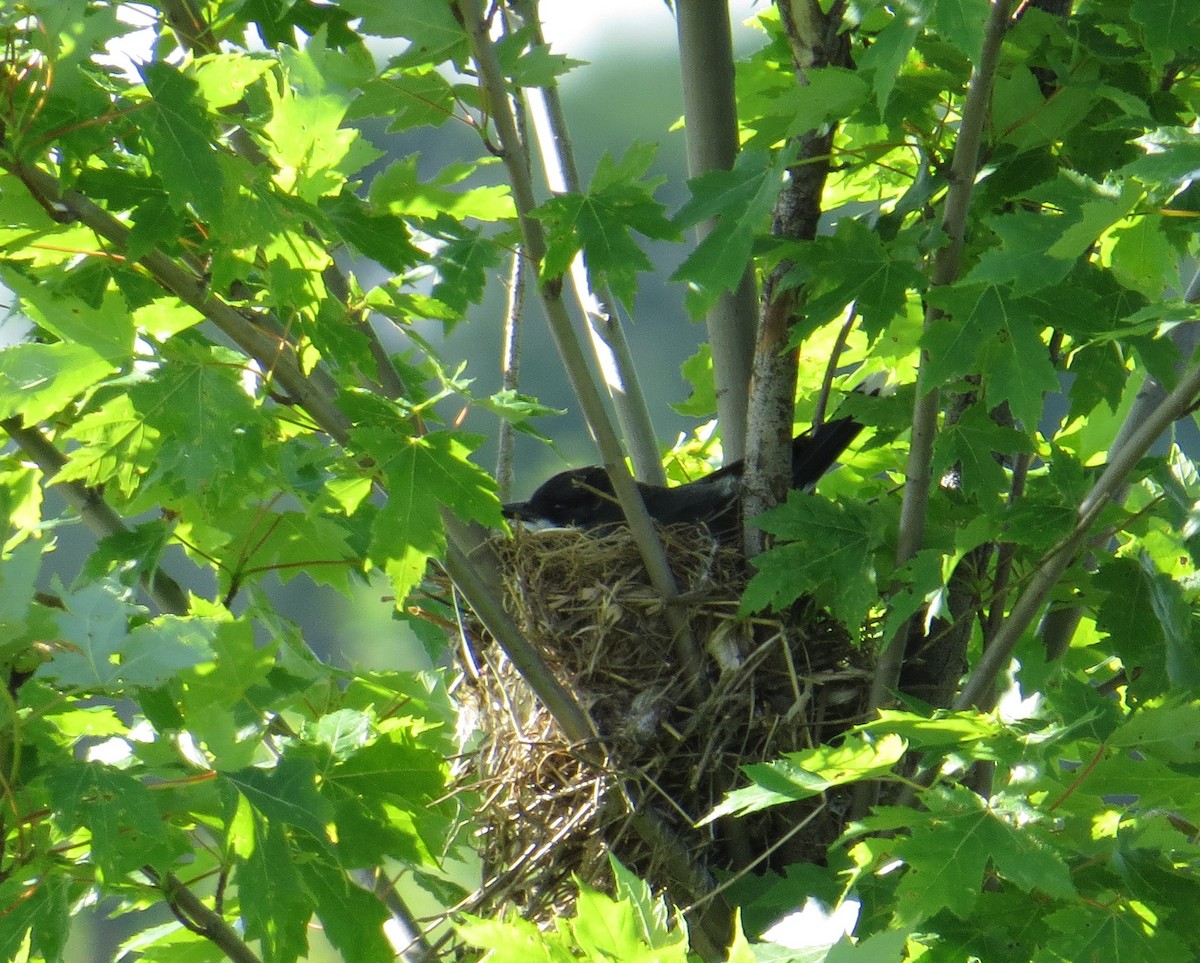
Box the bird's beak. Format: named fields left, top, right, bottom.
left=502, top=501, right=563, bottom=531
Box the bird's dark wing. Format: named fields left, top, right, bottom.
left=694, top=413, right=866, bottom=494
left=639, top=472, right=741, bottom=542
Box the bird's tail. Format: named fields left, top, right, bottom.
left=790, top=416, right=865, bottom=490
left=790, top=373, right=885, bottom=489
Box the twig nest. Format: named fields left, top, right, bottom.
left=453, top=525, right=873, bottom=920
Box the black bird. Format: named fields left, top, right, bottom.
left=504, top=387, right=875, bottom=543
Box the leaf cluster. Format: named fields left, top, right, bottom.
left=1, top=0, right=1200, bottom=961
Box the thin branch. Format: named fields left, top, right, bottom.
left=456, top=0, right=704, bottom=688
left=2, top=418, right=190, bottom=617
left=119, top=0, right=415, bottom=414
left=495, top=246, right=526, bottom=500
left=3, top=154, right=609, bottom=954
left=871, top=0, right=1015, bottom=709
left=5, top=158, right=354, bottom=446
left=366, top=869, right=440, bottom=963
left=813, top=308, right=859, bottom=426
left=145, top=867, right=263, bottom=963
left=955, top=339, right=1200, bottom=710
left=512, top=0, right=664, bottom=484
left=1037, top=268, right=1200, bottom=659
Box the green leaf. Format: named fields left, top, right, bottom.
left=764, top=66, right=870, bottom=142
left=1112, top=703, right=1200, bottom=764
left=794, top=219, right=924, bottom=339
left=82, top=519, right=175, bottom=588
left=494, top=25, right=586, bottom=86
left=0, top=872, right=69, bottom=963
left=475, top=389, right=564, bottom=436
left=743, top=494, right=882, bottom=632
left=5, top=273, right=134, bottom=365
left=178, top=620, right=277, bottom=770
left=921, top=283, right=1008, bottom=387
left=990, top=66, right=1097, bottom=153
left=534, top=143, right=677, bottom=307
left=47, top=763, right=179, bottom=881
left=703, top=734, right=907, bottom=822
left=880, top=547, right=949, bottom=644
left=370, top=156, right=514, bottom=221
left=1122, top=127, right=1200, bottom=184
left=353, top=69, right=457, bottom=128
left=892, top=785, right=1073, bottom=923
left=139, top=62, right=225, bottom=218
left=233, top=511, right=357, bottom=595
left=239, top=819, right=314, bottom=963
left=0, top=539, right=43, bottom=635
left=977, top=306, right=1059, bottom=429
left=962, top=209, right=1079, bottom=295
left=1094, top=556, right=1191, bottom=700
left=319, top=191, right=421, bottom=274
left=339, top=0, right=467, bottom=65
left=860, top=709, right=1007, bottom=749
left=1110, top=213, right=1180, bottom=297
left=671, top=149, right=781, bottom=315
left=826, top=930, right=910, bottom=962
left=126, top=340, right=274, bottom=508
left=191, top=53, right=275, bottom=110
left=673, top=344, right=717, bottom=418
left=120, top=616, right=217, bottom=687
left=0, top=342, right=115, bottom=423
left=263, top=56, right=378, bottom=201
left=38, top=581, right=134, bottom=690
left=1043, top=901, right=1188, bottom=962
left=859, top=1, right=929, bottom=112
left=133, top=298, right=205, bottom=341
left=569, top=884, right=689, bottom=962
left=361, top=427, right=502, bottom=603
left=226, top=754, right=334, bottom=843
left=457, top=914, right=575, bottom=962
left=330, top=730, right=448, bottom=811
left=1129, top=0, right=1200, bottom=68
left=54, top=392, right=152, bottom=497
left=296, top=853, right=394, bottom=963
left=608, top=856, right=676, bottom=950
left=427, top=216, right=506, bottom=313
left=1044, top=178, right=1141, bottom=261
left=932, top=402, right=1032, bottom=501
left=933, top=0, right=988, bottom=64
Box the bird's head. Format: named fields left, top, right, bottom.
left=502, top=466, right=623, bottom=529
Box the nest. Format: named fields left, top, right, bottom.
left=450, top=525, right=873, bottom=921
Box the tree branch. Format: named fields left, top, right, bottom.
left=2, top=418, right=190, bottom=617
left=675, top=0, right=758, bottom=459
left=146, top=867, right=263, bottom=963
left=495, top=246, right=527, bottom=500
left=742, top=1, right=848, bottom=557
left=456, top=0, right=704, bottom=688
left=511, top=0, right=664, bottom=484
left=871, top=0, right=1015, bottom=708
left=4, top=158, right=354, bottom=446
left=956, top=326, right=1200, bottom=710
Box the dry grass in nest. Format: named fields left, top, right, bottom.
left=452, top=524, right=874, bottom=920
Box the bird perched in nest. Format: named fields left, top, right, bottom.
left=504, top=375, right=882, bottom=544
